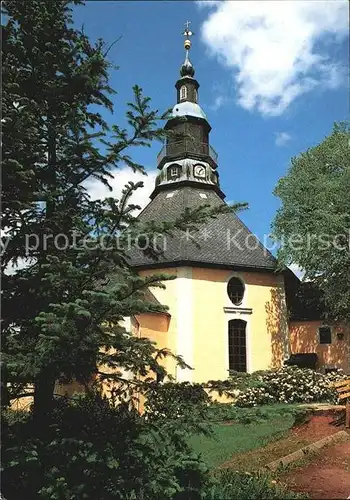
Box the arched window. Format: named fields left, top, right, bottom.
left=194, top=88, right=198, bottom=103
left=228, top=319, right=247, bottom=372
left=227, top=277, right=244, bottom=305
left=180, top=85, right=187, bottom=100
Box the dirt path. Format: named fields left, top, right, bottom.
left=219, top=413, right=350, bottom=498
left=280, top=440, right=350, bottom=499
left=220, top=415, right=341, bottom=471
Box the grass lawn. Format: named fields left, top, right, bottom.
left=189, top=405, right=299, bottom=469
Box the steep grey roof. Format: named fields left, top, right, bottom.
left=128, top=186, right=277, bottom=271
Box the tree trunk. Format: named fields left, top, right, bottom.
left=33, top=372, right=56, bottom=425
left=32, top=108, right=57, bottom=426
left=1, top=379, right=10, bottom=408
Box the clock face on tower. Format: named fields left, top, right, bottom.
left=194, top=164, right=206, bottom=179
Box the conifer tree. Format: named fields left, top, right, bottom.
left=1, top=2, right=245, bottom=497
left=1, top=0, right=231, bottom=423
left=2, top=0, right=176, bottom=420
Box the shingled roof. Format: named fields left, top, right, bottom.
left=128, top=185, right=277, bottom=271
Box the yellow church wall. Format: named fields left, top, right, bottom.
left=191, top=268, right=228, bottom=381
left=289, top=320, right=349, bottom=373
left=191, top=268, right=289, bottom=382
left=135, top=313, right=171, bottom=379
left=137, top=266, right=289, bottom=384
left=244, top=271, right=289, bottom=371
left=135, top=313, right=170, bottom=347
left=138, top=268, right=179, bottom=379
left=8, top=267, right=290, bottom=413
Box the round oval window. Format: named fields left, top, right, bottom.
left=227, top=277, right=244, bottom=305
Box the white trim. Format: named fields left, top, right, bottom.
left=224, top=314, right=230, bottom=377
left=225, top=315, right=252, bottom=374
left=223, top=272, right=252, bottom=374
left=246, top=318, right=252, bottom=372
left=180, top=85, right=187, bottom=100
left=224, top=306, right=252, bottom=315
left=176, top=267, right=193, bottom=382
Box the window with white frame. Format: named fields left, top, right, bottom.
left=180, top=85, right=187, bottom=100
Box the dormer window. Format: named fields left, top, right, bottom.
left=180, top=85, right=187, bottom=101
left=167, top=164, right=181, bottom=181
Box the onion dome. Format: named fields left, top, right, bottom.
left=180, top=51, right=195, bottom=77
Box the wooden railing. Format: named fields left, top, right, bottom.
left=157, top=141, right=218, bottom=165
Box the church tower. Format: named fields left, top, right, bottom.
left=153, top=23, right=224, bottom=200
left=130, top=24, right=290, bottom=383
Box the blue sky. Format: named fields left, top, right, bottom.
left=74, top=1, right=349, bottom=247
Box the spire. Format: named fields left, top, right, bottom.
left=180, top=21, right=195, bottom=78
left=151, top=21, right=221, bottom=200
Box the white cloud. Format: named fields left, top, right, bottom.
left=84, top=167, right=157, bottom=213
left=199, top=1, right=348, bottom=116
left=197, top=0, right=220, bottom=9
left=3, top=170, right=157, bottom=275
left=275, top=132, right=292, bottom=147
left=288, top=263, right=305, bottom=280
left=210, top=95, right=228, bottom=111
left=2, top=170, right=156, bottom=277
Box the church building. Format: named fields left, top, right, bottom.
left=128, top=26, right=349, bottom=382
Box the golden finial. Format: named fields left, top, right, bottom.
left=182, top=20, right=194, bottom=51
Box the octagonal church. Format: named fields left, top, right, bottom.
left=127, top=27, right=349, bottom=382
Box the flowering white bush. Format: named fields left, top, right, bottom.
left=233, top=366, right=347, bottom=407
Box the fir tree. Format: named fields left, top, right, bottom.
left=1, top=2, right=245, bottom=497
left=1, top=0, right=232, bottom=423
left=1, top=0, right=175, bottom=422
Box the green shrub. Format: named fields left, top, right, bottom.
left=206, top=372, right=263, bottom=398
left=1, top=394, right=209, bottom=500
left=206, top=402, right=308, bottom=425
left=205, top=469, right=305, bottom=500
left=207, top=367, right=347, bottom=408
left=234, top=366, right=346, bottom=407
left=144, top=382, right=211, bottom=432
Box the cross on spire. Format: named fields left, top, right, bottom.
left=182, top=20, right=194, bottom=38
